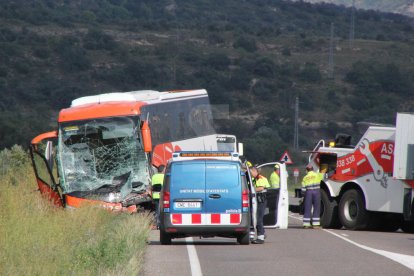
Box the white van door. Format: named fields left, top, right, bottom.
left=255, top=162, right=289, bottom=229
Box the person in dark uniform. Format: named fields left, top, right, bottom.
left=151, top=165, right=165, bottom=229
left=250, top=166, right=270, bottom=244
left=301, top=164, right=324, bottom=229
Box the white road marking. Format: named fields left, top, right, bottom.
left=185, top=237, right=203, bottom=276
left=288, top=214, right=414, bottom=271
left=341, top=233, right=349, bottom=237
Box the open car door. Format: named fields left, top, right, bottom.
left=243, top=161, right=257, bottom=240
left=30, top=131, right=63, bottom=207
left=255, top=162, right=289, bottom=229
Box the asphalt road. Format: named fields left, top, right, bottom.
left=142, top=212, right=414, bottom=276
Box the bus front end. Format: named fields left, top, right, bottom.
left=30, top=100, right=153, bottom=212
left=58, top=115, right=152, bottom=211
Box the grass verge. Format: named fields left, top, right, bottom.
left=0, top=147, right=151, bottom=275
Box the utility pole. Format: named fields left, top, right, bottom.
left=294, top=97, right=299, bottom=150
left=328, top=22, right=335, bottom=79
left=349, top=0, right=355, bottom=49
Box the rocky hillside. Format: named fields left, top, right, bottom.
left=291, top=0, right=414, bottom=17
left=1, top=0, right=414, bottom=163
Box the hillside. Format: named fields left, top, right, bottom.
left=1, top=0, right=414, bottom=162
left=292, top=0, right=414, bottom=17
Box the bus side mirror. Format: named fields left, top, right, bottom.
left=45, top=141, right=54, bottom=171
left=238, top=142, right=244, bottom=156
left=141, top=121, right=152, bottom=153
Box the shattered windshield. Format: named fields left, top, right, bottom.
left=58, top=116, right=150, bottom=199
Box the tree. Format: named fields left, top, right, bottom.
left=233, top=36, right=257, bottom=52
left=299, top=63, right=321, bottom=83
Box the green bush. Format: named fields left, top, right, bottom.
left=299, top=63, right=321, bottom=83
left=233, top=36, right=257, bottom=52
left=83, top=29, right=118, bottom=51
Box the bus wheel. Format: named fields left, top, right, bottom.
left=320, top=189, right=341, bottom=229
left=401, top=220, right=414, bottom=233
left=339, top=189, right=369, bottom=230
left=160, top=230, right=172, bottom=245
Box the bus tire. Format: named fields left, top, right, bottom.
left=339, top=189, right=370, bottom=230
left=320, top=189, right=342, bottom=229
left=160, top=230, right=172, bottom=245
left=237, top=232, right=250, bottom=245
left=401, top=220, right=414, bottom=233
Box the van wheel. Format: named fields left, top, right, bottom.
left=237, top=232, right=250, bottom=245
left=320, top=189, right=341, bottom=229
left=339, top=189, right=370, bottom=230
left=160, top=230, right=172, bottom=245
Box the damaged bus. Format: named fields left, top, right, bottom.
left=30, top=89, right=218, bottom=212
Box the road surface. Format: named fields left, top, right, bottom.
left=143, top=212, right=414, bottom=276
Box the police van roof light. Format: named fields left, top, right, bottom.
left=179, top=152, right=232, bottom=157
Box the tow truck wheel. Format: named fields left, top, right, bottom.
left=237, top=232, right=250, bottom=245
left=339, top=189, right=369, bottom=230
left=401, top=220, right=414, bottom=233
left=320, top=189, right=342, bottom=229
left=160, top=230, right=172, bottom=245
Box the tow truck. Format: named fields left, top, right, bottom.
left=306, top=113, right=414, bottom=232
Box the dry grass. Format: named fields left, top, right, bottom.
left=0, top=147, right=151, bottom=275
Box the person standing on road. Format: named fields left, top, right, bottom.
left=250, top=166, right=270, bottom=244
left=301, top=164, right=324, bottom=229
left=151, top=165, right=165, bottom=229
left=270, top=164, right=280, bottom=225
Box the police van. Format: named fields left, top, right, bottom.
left=159, top=151, right=251, bottom=245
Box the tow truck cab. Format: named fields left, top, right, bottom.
left=159, top=151, right=250, bottom=245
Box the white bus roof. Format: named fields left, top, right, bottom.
left=71, top=89, right=208, bottom=107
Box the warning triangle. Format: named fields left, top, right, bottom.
left=279, top=151, right=293, bottom=165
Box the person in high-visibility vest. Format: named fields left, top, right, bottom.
left=270, top=164, right=280, bottom=224
left=151, top=165, right=165, bottom=229
left=250, top=166, right=270, bottom=244
left=301, top=164, right=324, bottom=229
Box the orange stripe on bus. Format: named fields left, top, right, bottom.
left=59, top=102, right=145, bottom=122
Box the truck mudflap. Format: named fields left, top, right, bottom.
left=403, top=188, right=414, bottom=221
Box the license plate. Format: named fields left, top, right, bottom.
left=174, top=202, right=201, bottom=209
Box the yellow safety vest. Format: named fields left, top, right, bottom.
left=301, top=171, right=323, bottom=190
left=270, top=171, right=280, bottom=189
left=151, top=173, right=164, bottom=200
left=254, top=175, right=270, bottom=188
